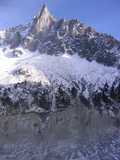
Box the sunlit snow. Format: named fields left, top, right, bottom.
left=0, top=46, right=119, bottom=88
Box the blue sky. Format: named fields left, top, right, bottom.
left=0, top=0, right=120, bottom=40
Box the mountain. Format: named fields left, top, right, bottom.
left=0, top=4, right=120, bottom=160
left=0, top=5, right=120, bottom=119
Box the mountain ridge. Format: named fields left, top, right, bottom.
left=1, top=5, right=120, bottom=67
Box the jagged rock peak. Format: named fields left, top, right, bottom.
left=38, top=4, right=53, bottom=19
left=32, top=4, right=56, bottom=33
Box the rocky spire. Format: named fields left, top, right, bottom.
left=32, top=4, right=55, bottom=33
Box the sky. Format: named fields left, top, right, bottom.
left=0, top=0, right=120, bottom=40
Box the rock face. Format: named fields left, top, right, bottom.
left=0, top=104, right=116, bottom=143
left=0, top=105, right=119, bottom=160
left=31, top=4, right=55, bottom=33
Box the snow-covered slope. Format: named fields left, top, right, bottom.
left=0, top=46, right=119, bottom=88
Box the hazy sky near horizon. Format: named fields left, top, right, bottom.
left=0, top=0, right=120, bottom=40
